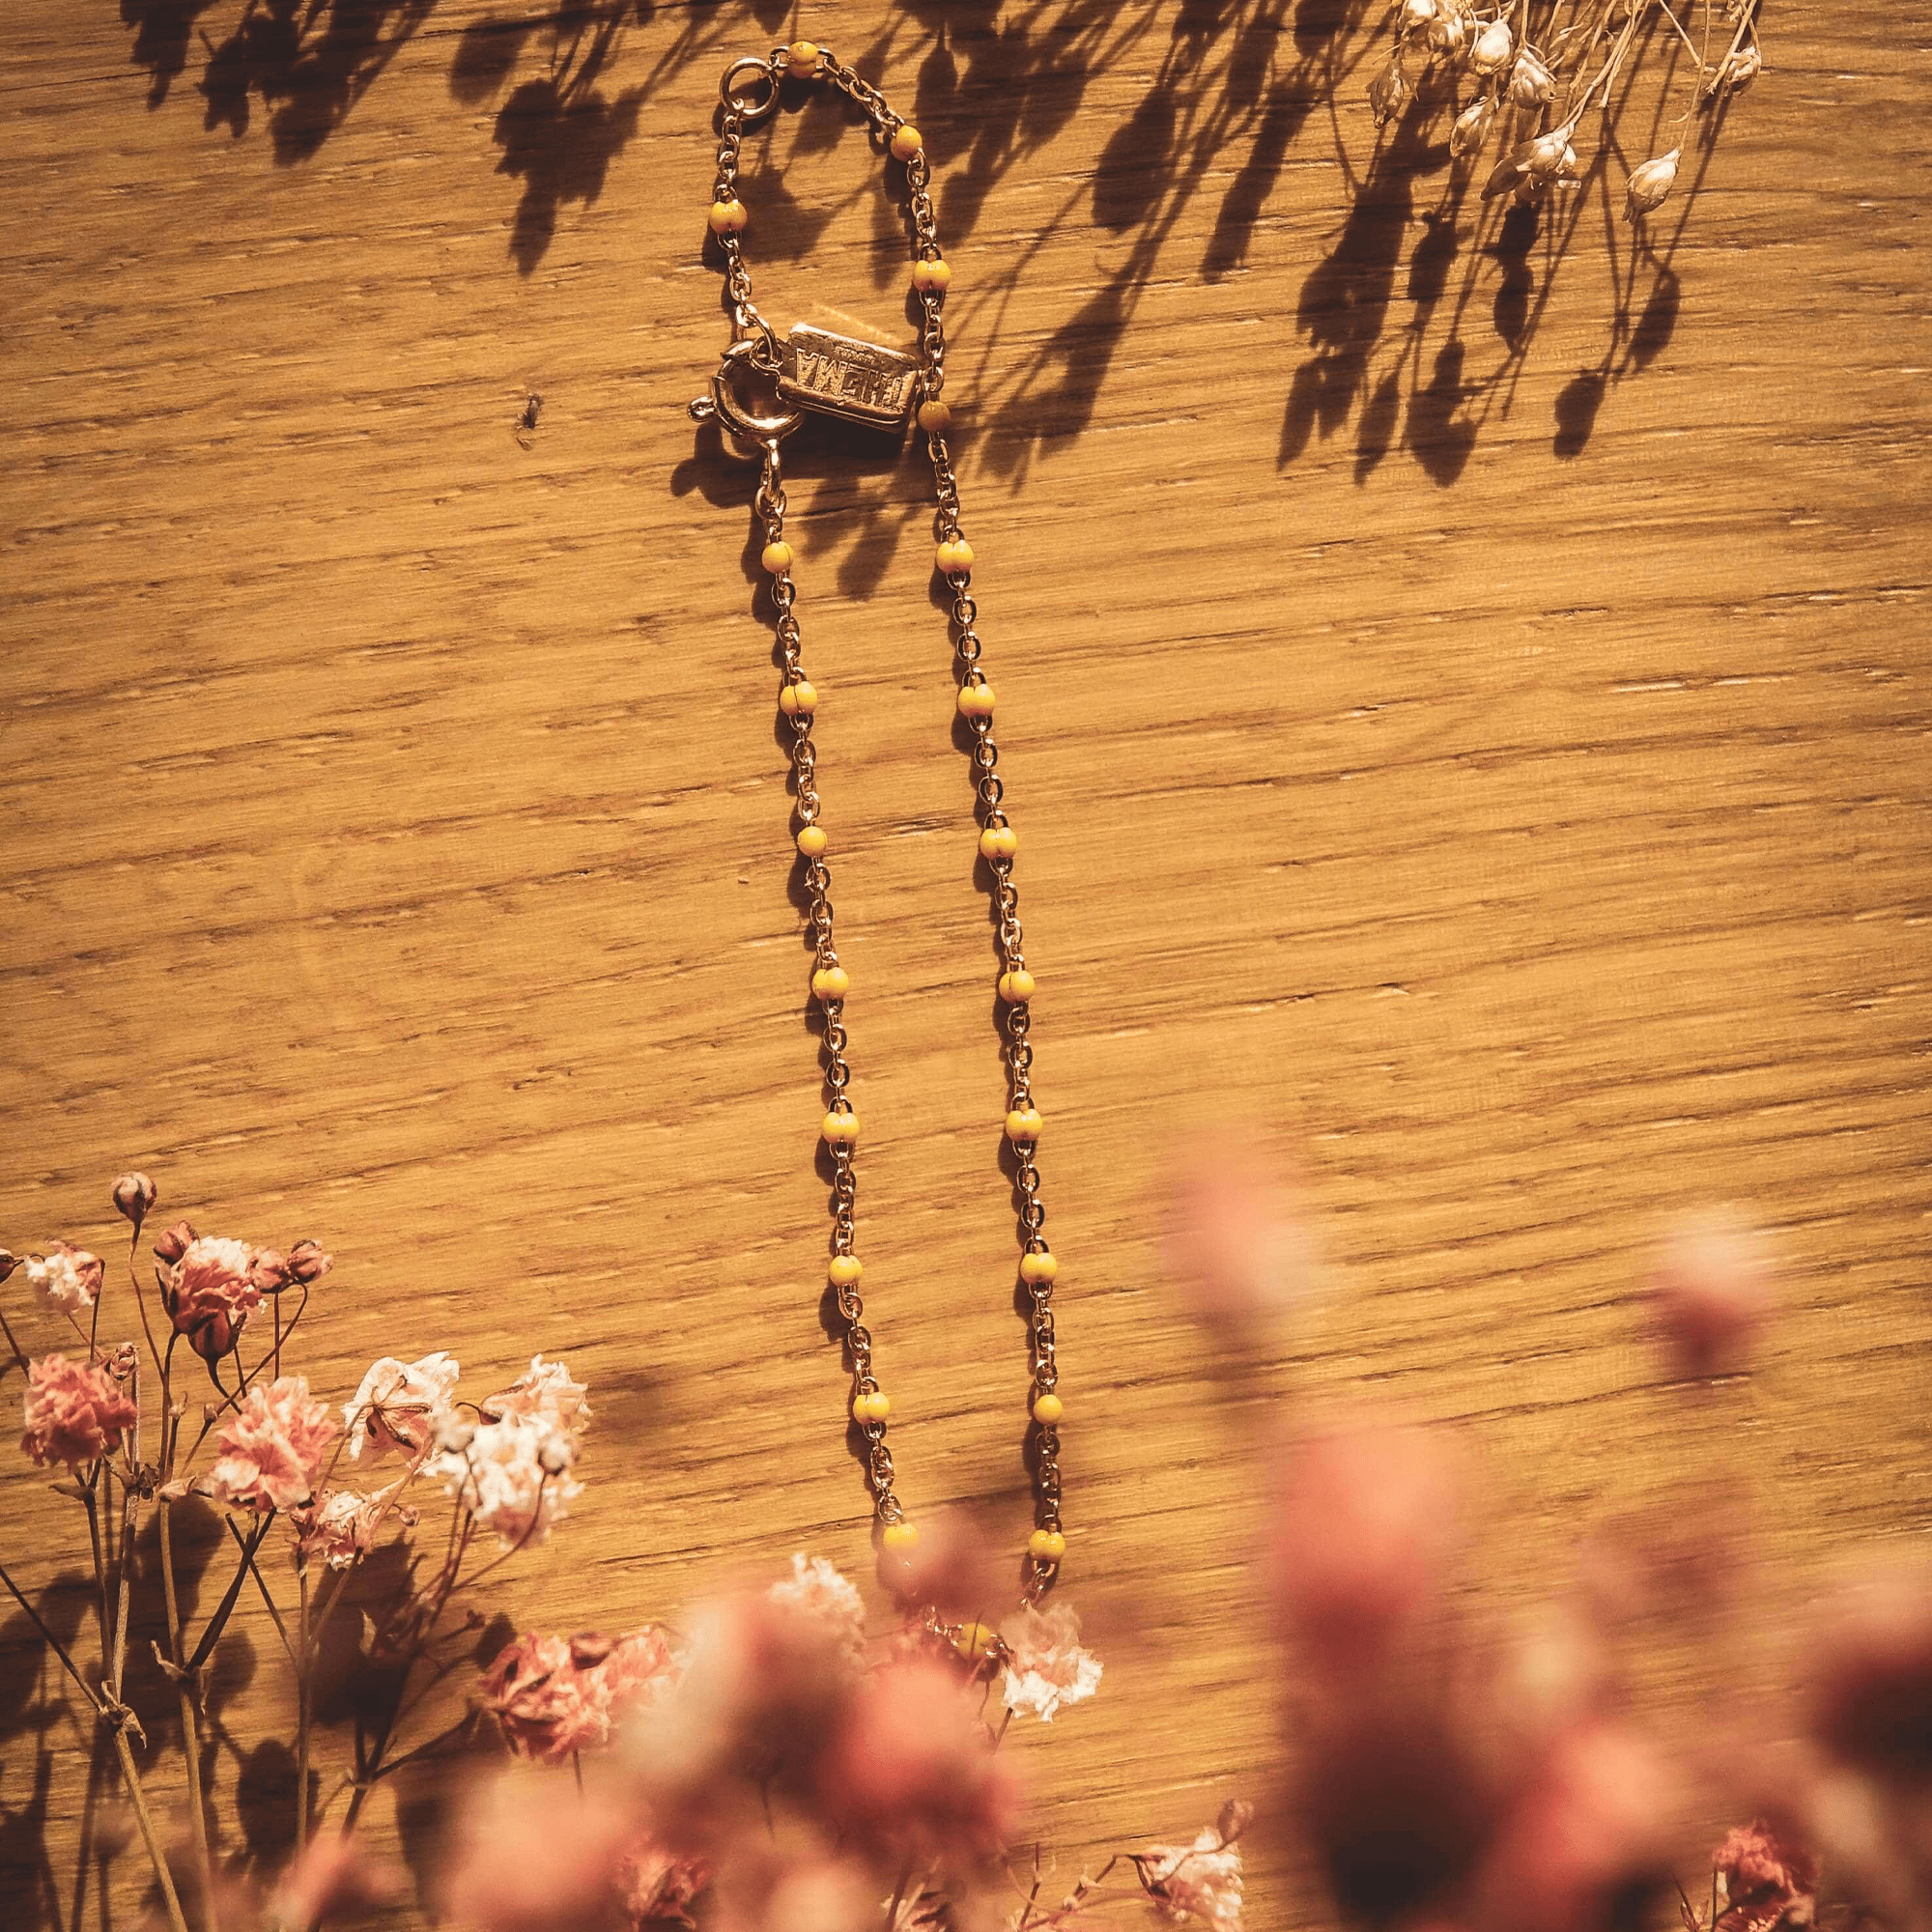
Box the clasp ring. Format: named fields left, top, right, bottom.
left=688, top=336, right=805, bottom=447
left=720, top=57, right=780, bottom=125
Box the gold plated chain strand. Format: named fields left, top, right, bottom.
left=690, top=43, right=1066, bottom=1601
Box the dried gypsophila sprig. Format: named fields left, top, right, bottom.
left=1365, top=0, right=1765, bottom=228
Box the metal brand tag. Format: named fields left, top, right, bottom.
left=777, top=325, right=922, bottom=433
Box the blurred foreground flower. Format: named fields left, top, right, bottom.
left=1649, top=1209, right=1775, bottom=1378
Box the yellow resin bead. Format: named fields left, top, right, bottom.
left=890, top=124, right=923, bottom=160
left=821, top=1108, right=860, bottom=1144
left=881, top=1520, right=919, bottom=1551
left=918, top=399, right=952, bottom=434
left=1028, top=1528, right=1066, bottom=1562
left=980, top=824, right=1018, bottom=862
left=761, top=539, right=793, bottom=574
left=796, top=824, right=828, bottom=859
left=956, top=683, right=996, bottom=720
left=998, top=968, right=1036, bottom=1005
left=828, top=1254, right=864, bottom=1289
left=936, top=537, right=975, bottom=574
left=811, top=964, right=850, bottom=1002
left=912, top=258, right=952, bottom=294
left=1007, top=1106, right=1043, bottom=1141
left=1018, top=1250, right=1058, bottom=1285
left=708, top=198, right=748, bottom=234
left=852, top=1389, right=891, bottom=1424
left=1032, top=1391, right=1064, bottom=1426
left=785, top=41, right=820, bottom=74
left=951, top=1620, right=1001, bottom=1661
left=779, top=679, right=817, bottom=717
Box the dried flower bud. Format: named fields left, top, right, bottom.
left=1509, top=49, right=1554, bottom=105
left=250, top=1247, right=292, bottom=1293
left=1704, top=44, right=1760, bottom=98
left=1400, top=0, right=1437, bottom=32
left=0, top=1250, right=16, bottom=1285
left=1469, top=18, right=1514, bottom=72
left=106, top=1343, right=139, bottom=1381
left=286, top=1238, right=332, bottom=1286
left=112, top=1173, right=157, bottom=1228
left=152, top=1219, right=196, bottom=1265
left=1427, top=7, right=1466, bottom=54
left=1623, top=148, right=1681, bottom=221
left=1451, top=95, right=1497, bottom=156
left=1216, top=1799, right=1257, bottom=1845
left=1368, top=54, right=1411, bottom=127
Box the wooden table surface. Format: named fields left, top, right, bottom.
left=3, top=2, right=1928, bottom=1927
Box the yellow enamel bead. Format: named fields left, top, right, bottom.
left=912, top=257, right=952, bottom=294
left=852, top=1389, right=891, bottom=1424
left=761, top=539, right=793, bottom=574
left=1007, top=1106, right=1043, bottom=1141
left=811, top=964, right=850, bottom=1002
left=1032, top=1391, right=1064, bottom=1426
left=821, top=1108, right=860, bottom=1144
left=890, top=124, right=923, bottom=160
left=936, top=537, right=975, bottom=574
left=951, top=1620, right=1001, bottom=1661
left=918, top=399, right=952, bottom=434
left=881, top=1520, right=919, bottom=1551
left=785, top=40, right=820, bottom=74
left=998, top=968, right=1036, bottom=1005
left=1027, top=1527, right=1066, bottom=1562
left=796, top=824, right=828, bottom=859
left=980, top=824, right=1018, bottom=862
left=828, top=1254, right=864, bottom=1289
left=1019, top=1250, right=1058, bottom=1285
left=708, top=198, right=748, bottom=234
left=779, top=679, right=817, bottom=717
left=956, top=682, right=996, bottom=720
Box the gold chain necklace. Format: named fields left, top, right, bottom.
left=690, top=43, right=1066, bottom=1606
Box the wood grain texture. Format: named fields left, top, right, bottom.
left=2, top=1, right=1928, bottom=1926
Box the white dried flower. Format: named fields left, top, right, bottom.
left=1623, top=148, right=1681, bottom=220
left=1000, top=1602, right=1103, bottom=1722
left=430, top=1412, right=582, bottom=1548
left=1469, top=18, right=1514, bottom=72
left=344, top=1351, right=460, bottom=1462
left=1451, top=94, right=1497, bottom=156
left=1508, top=48, right=1554, bottom=105
left=1368, top=54, right=1411, bottom=126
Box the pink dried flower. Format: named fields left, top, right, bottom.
left=819, top=1659, right=1023, bottom=1864
left=1810, top=1556, right=1932, bottom=1776
left=1164, top=1134, right=1317, bottom=1337
left=768, top=1553, right=867, bottom=1664
left=111, top=1173, right=157, bottom=1227
left=1713, top=1819, right=1819, bottom=1930
left=285, top=1237, right=331, bottom=1285
left=1649, top=1208, right=1775, bottom=1377
left=441, top=1770, right=634, bottom=1932
left=876, top=1506, right=1006, bottom=1616
left=20, top=1353, right=139, bottom=1470
left=25, top=1241, right=104, bottom=1316
left=151, top=1217, right=196, bottom=1264
left=162, top=1235, right=265, bottom=1360
left=291, top=1484, right=417, bottom=1570
left=1269, top=1417, right=1460, bottom=1678
left=268, top=1829, right=401, bottom=1929
left=616, top=1833, right=711, bottom=1930
left=1140, top=1822, right=1246, bottom=1925
left=344, top=1350, right=460, bottom=1462
left=482, top=1353, right=591, bottom=1446
left=476, top=1627, right=675, bottom=1767
left=205, top=1376, right=338, bottom=1513
left=430, top=1412, right=581, bottom=1548
left=1000, top=1600, right=1103, bottom=1722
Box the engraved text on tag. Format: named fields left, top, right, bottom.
left=778, top=326, right=922, bottom=432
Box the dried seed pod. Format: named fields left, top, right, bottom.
left=1469, top=18, right=1514, bottom=73
left=1451, top=94, right=1498, bottom=156
left=1368, top=53, right=1412, bottom=126
left=1623, top=148, right=1681, bottom=220
left=1704, top=43, right=1761, bottom=98
left=1509, top=48, right=1554, bottom=105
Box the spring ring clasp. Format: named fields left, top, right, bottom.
left=688, top=335, right=805, bottom=449
left=719, top=56, right=781, bottom=125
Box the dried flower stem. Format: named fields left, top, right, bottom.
left=0, top=1296, right=31, bottom=1375
left=185, top=1514, right=274, bottom=1676
left=226, top=1517, right=298, bottom=1665
left=297, top=1559, right=312, bottom=1855
left=0, top=1560, right=190, bottom=1932
left=160, top=1498, right=218, bottom=1922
